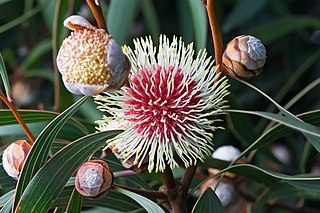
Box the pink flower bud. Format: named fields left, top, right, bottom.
left=2, top=140, right=32, bottom=180
left=223, top=35, right=266, bottom=79
left=75, top=160, right=113, bottom=199
left=57, top=15, right=131, bottom=96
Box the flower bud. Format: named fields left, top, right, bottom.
left=2, top=140, right=32, bottom=180
left=222, top=35, right=266, bottom=79
left=75, top=160, right=113, bottom=199
left=57, top=15, right=131, bottom=96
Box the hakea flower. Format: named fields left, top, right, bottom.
left=95, top=35, right=230, bottom=173
left=57, top=15, right=131, bottom=96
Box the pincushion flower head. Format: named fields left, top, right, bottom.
left=95, top=35, right=230, bottom=173
left=57, top=15, right=131, bottom=96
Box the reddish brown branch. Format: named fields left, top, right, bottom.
left=113, top=183, right=167, bottom=200
left=205, top=0, right=224, bottom=74
left=86, top=0, right=108, bottom=32
left=0, top=90, right=35, bottom=144
left=181, top=165, right=197, bottom=194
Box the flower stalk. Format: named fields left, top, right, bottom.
left=205, top=0, right=224, bottom=73
left=86, top=0, right=108, bottom=32
left=113, top=184, right=167, bottom=200
left=0, top=90, right=35, bottom=144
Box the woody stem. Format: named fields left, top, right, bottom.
left=0, top=90, right=35, bottom=144
left=113, top=184, right=167, bottom=200
left=86, top=0, right=108, bottom=32
left=205, top=0, right=224, bottom=73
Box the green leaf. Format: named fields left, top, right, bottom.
left=201, top=161, right=320, bottom=191
left=0, top=0, right=52, bottom=34
left=53, top=185, right=141, bottom=211
left=51, top=0, right=74, bottom=111
left=192, top=188, right=225, bottom=213
left=249, top=16, right=320, bottom=44
left=187, top=0, right=207, bottom=51
left=0, top=190, right=14, bottom=207
left=0, top=194, right=13, bottom=213
left=66, top=189, right=82, bottom=213
left=226, top=109, right=320, bottom=152
left=141, top=0, right=160, bottom=40
left=256, top=182, right=320, bottom=207
left=16, top=130, right=121, bottom=213
left=0, top=109, right=89, bottom=134
left=0, top=53, right=11, bottom=97
left=23, top=69, right=55, bottom=83
left=107, top=0, right=138, bottom=45
left=223, top=0, right=268, bottom=32
left=13, top=97, right=89, bottom=210
left=227, top=109, right=320, bottom=137
left=0, top=165, right=16, bottom=194
left=0, top=0, right=11, bottom=5
left=115, top=188, right=165, bottom=213
left=226, top=98, right=257, bottom=146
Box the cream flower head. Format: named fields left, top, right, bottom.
left=57, top=15, right=131, bottom=96
left=95, top=35, right=230, bottom=173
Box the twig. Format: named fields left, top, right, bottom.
left=0, top=90, right=35, bottom=144
left=113, top=183, right=167, bottom=200
left=86, top=0, right=108, bottom=32
left=205, top=0, right=224, bottom=73
left=160, top=166, right=188, bottom=213
left=52, top=0, right=61, bottom=111
left=181, top=165, right=197, bottom=195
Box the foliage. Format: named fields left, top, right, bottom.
left=0, top=0, right=320, bottom=212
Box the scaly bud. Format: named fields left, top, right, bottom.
left=222, top=35, right=266, bottom=79
left=2, top=140, right=31, bottom=180
left=57, top=15, right=131, bottom=96
left=75, top=160, right=113, bottom=199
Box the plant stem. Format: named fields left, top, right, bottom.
left=52, top=0, right=61, bottom=111
left=160, top=166, right=188, bottom=213
left=113, top=183, right=167, bottom=200
left=181, top=165, right=197, bottom=194
left=86, top=0, right=108, bottom=32
left=0, top=90, right=35, bottom=144
left=205, top=0, right=224, bottom=73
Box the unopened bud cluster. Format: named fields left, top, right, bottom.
left=2, top=140, right=31, bottom=180
left=75, top=160, right=113, bottom=199
left=222, top=35, right=266, bottom=79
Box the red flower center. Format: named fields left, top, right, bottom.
left=124, top=64, right=201, bottom=141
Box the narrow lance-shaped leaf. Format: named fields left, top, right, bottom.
left=0, top=53, right=11, bottom=97
left=16, top=130, right=121, bottom=213
left=226, top=109, right=320, bottom=152
left=0, top=195, right=13, bottom=213
left=65, top=189, right=82, bottom=213
left=192, top=188, right=225, bottom=213
left=187, top=0, right=207, bottom=51
left=201, top=160, right=320, bottom=192
left=13, top=96, right=89, bottom=210
left=114, top=187, right=165, bottom=213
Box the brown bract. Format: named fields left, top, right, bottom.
left=57, top=15, right=131, bottom=96
left=75, top=159, right=113, bottom=199
left=2, top=140, right=32, bottom=180
left=222, top=35, right=266, bottom=79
